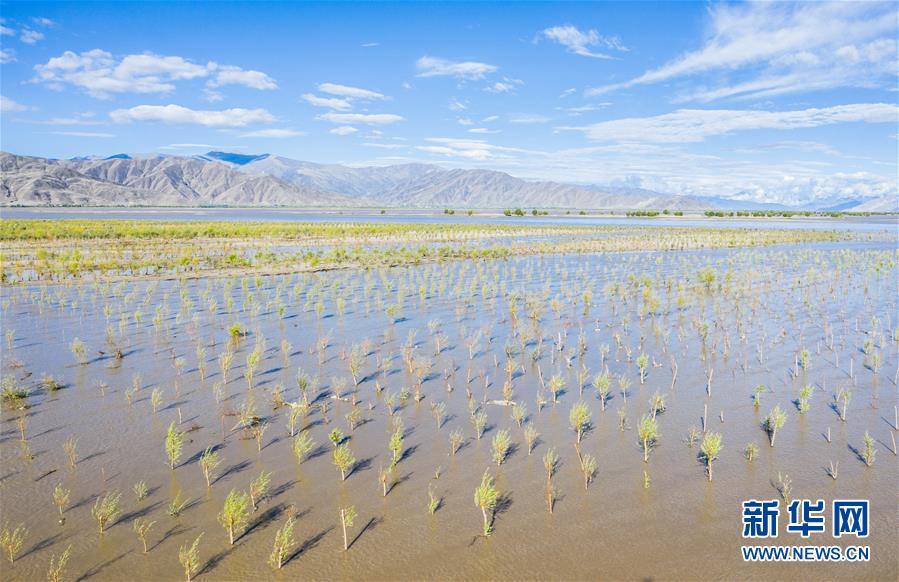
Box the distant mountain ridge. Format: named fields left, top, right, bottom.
left=1, top=150, right=896, bottom=211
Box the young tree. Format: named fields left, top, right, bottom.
left=53, top=483, right=70, bottom=518
left=861, top=431, right=877, bottom=467
left=0, top=523, right=26, bottom=563
left=199, top=447, right=221, bottom=487
left=46, top=544, right=72, bottom=582
left=389, top=429, right=404, bottom=467
left=637, top=415, right=658, bottom=462
left=292, top=431, right=315, bottom=465
left=764, top=405, right=787, bottom=447
left=92, top=490, right=122, bottom=534
left=700, top=432, right=723, bottom=481
left=524, top=424, right=539, bottom=455
left=340, top=506, right=357, bottom=551
left=593, top=373, right=611, bottom=411
left=165, top=422, right=185, bottom=470
left=218, top=489, right=250, bottom=545
left=492, top=429, right=511, bottom=466
left=449, top=428, right=464, bottom=456
left=473, top=470, right=499, bottom=536
left=579, top=453, right=597, bottom=490
left=333, top=443, right=355, bottom=480
left=268, top=516, right=296, bottom=569
left=133, top=518, right=156, bottom=553
left=249, top=470, right=272, bottom=511
left=569, top=401, right=592, bottom=444
left=178, top=533, right=203, bottom=582
left=636, top=354, right=649, bottom=384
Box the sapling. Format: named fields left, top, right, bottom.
left=638, top=415, right=658, bottom=462
left=329, top=428, right=344, bottom=447
left=449, top=428, right=464, bottom=456
left=0, top=523, right=26, bottom=563
left=473, top=470, right=499, bottom=536
left=292, top=431, right=314, bottom=465
left=46, top=544, right=72, bottom=582
left=432, top=401, right=447, bottom=430
left=378, top=465, right=391, bottom=496
left=764, top=405, right=787, bottom=447
left=580, top=453, right=598, bottom=490
left=92, top=490, right=122, bottom=534
left=249, top=470, right=272, bottom=510
left=753, top=385, right=765, bottom=408
left=335, top=505, right=357, bottom=551
left=543, top=447, right=559, bottom=481
left=797, top=385, right=813, bottom=413
left=53, top=483, right=70, bottom=518
left=133, top=518, right=155, bottom=553
left=744, top=442, right=759, bottom=462
left=269, top=516, right=296, bottom=569
left=388, top=427, right=404, bottom=467
left=428, top=485, right=439, bottom=514
left=168, top=491, right=189, bottom=518
left=569, top=401, right=592, bottom=444
left=649, top=391, right=666, bottom=420
left=524, top=424, right=539, bottom=454
left=70, top=338, right=87, bottom=365
left=333, top=443, right=355, bottom=480
left=700, top=432, right=723, bottom=481
left=151, top=388, right=163, bottom=414
left=593, top=373, right=611, bottom=411
left=63, top=436, right=78, bottom=468
left=492, top=429, right=511, bottom=466
left=472, top=411, right=488, bottom=440
left=838, top=388, right=852, bottom=421
left=165, top=422, right=185, bottom=470
left=199, top=447, right=221, bottom=487
left=218, top=489, right=250, bottom=545
left=636, top=354, right=649, bottom=384
left=548, top=374, right=564, bottom=403
left=346, top=407, right=362, bottom=431
left=861, top=431, right=876, bottom=467
left=178, top=533, right=203, bottom=582
left=776, top=472, right=792, bottom=503
left=133, top=480, right=149, bottom=502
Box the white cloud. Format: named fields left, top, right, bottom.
left=51, top=131, right=115, bottom=138
left=363, top=142, right=404, bottom=149
left=330, top=126, right=358, bottom=135
left=32, top=50, right=276, bottom=98
left=481, top=115, right=499, bottom=122
left=416, top=137, right=528, bottom=160
left=110, top=104, right=275, bottom=127
left=317, top=83, right=385, bottom=100
left=457, top=117, right=474, bottom=126
left=32, top=17, right=55, bottom=27
left=567, top=103, right=898, bottom=143
left=539, top=25, right=627, bottom=59
left=416, top=56, right=498, bottom=80
left=241, top=128, right=303, bottom=138
left=468, top=127, right=501, bottom=134
left=361, top=42, right=380, bottom=48
left=302, top=93, right=352, bottom=110
left=20, top=29, right=44, bottom=44
left=509, top=114, right=551, bottom=124
left=207, top=66, right=277, bottom=90
left=0, top=48, right=14, bottom=64
left=319, top=112, right=403, bottom=125
left=485, top=77, right=523, bottom=94
left=587, top=2, right=898, bottom=101
left=0, top=95, right=30, bottom=112
left=448, top=98, right=467, bottom=112
left=1, top=23, right=15, bottom=36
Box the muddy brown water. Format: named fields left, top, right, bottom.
left=1, top=240, right=896, bottom=581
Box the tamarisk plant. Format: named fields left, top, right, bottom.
left=472, top=411, right=488, bottom=440
left=797, top=385, right=813, bottom=413
left=53, top=483, right=70, bottom=518
left=524, top=424, right=539, bottom=455
left=638, top=415, right=658, bottom=462
left=473, top=470, right=499, bottom=536
left=133, top=518, right=155, bottom=553
left=636, top=354, right=649, bottom=384
left=165, top=422, right=185, bottom=470
left=764, top=405, right=787, bottom=447
left=133, top=480, right=149, bottom=502
left=744, top=442, right=759, bottom=462
left=492, top=429, right=511, bottom=466
left=63, top=436, right=78, bottom=468
left=569, top=401, right=592, bottom=444
left=92, top=490, right=122, bottom=534
left=837, top=388, right=851, bottom=422
left=449, top=428, right=464, bottom=456
left=199, top=447, right=221, bottom=487
left=593, top=373, right=611, bottom=411
left=219, top=489, right=250, bottom=545
left=0, top=523, right=26, bottom=563
left=292, top=431, right=314, bottom=465
left=249, top=470, right=272, bottom=511
left=46, top=544, right=72, bottom=582
left=700, top=432, right=723, bottom=481
left=178, top=533, right=203, bottom=582
left=333, top=444, right=355, bottom=480
left=861, top=432, right=876, bottom=467
left=269, top=516, right=296, bottom=569
left=340, top=506, right=357, bottom=551
left=580, top=453, right=597, bottom=490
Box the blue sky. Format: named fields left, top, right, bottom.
left=1, top=1, right=896, bottom=204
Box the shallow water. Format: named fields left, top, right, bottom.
left=2, top=206, right=897, bottom=233
left=1, top=240, right=897, bottom=581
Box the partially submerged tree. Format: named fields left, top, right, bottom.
left=269, top=516, right=296, bottom=569
left=178, top=533, right=203, bottom=582
left=333, top=443, right=356, bottom=480
left=165, top=422, right=184, bottom=470
left=219, top=489, right=250, bottom=545
left=764, top=405, right=787, bottom=447
left=92, top=490, right=122, bottom=535
left=700, top=432, right=723, bottom=481
left=473, top=470, right=499, bottom=536
left=569, top=401, right=592, bottom=444
left=199, top=447, right=222, bottom=487
left=638, top=415, right=658, bottom=462
left=340, top=506, right=357, bottom=551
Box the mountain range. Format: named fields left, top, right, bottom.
left=1, top=151, right=895, bottom=212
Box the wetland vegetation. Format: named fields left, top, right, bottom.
left=0, top=217, right=896, bottom=580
